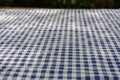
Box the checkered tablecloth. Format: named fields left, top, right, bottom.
left=0, top=9, right=120, bottom=80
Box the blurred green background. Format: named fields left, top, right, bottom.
left=0, top=0, right=120, bottom=8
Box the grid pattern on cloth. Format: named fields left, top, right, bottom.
left=0, top=9, right=120, bottom=80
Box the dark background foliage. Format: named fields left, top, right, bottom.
left=0, top=0, right=120, bottom=8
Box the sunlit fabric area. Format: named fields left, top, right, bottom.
left=0, top=9, right=120, bottom=80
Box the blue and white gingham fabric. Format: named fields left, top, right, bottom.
left=0, top=9, right=120, bottom=80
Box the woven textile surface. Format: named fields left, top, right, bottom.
left=0, top=9, right=120, bottom=80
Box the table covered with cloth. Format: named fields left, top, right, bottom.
left=0, top=9, right=120, bottom=80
